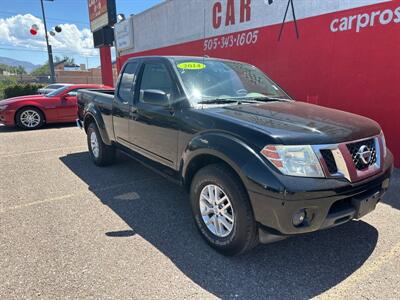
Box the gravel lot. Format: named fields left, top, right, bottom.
left=0, top=124, right=399, bottom=299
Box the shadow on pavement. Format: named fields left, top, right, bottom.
left=380, top=169, right=399, bottom=210
left=0, top=122, right=76, bottom=133
left=60, top=151, right=379, bottom=299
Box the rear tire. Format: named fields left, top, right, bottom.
left=190, top=164, right=258, bottom=256
left=87, top=122, right=115, bottom=166
left=16, top=107, right=44, bottom=130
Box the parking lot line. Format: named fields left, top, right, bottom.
left=3, top=194, right=75, bottom=213
left=1, top=177, right=158, bottom=213
left=319, top=240, right=400, bottom=299
left=0, top=146, right=86, bottom=158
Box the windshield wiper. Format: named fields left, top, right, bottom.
left=197, top=96, right=291, bottom=105
left=197, top=98, right=239, bottom=104
left=244, top=96, right=292, bottom=102
left=198, top=96, right=261, bottom=104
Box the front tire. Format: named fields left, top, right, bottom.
left=87, top=122, right=115, bottom=166
left=16, top=107, right=44, bottom=130
left=190, top=164, right=258, bottom=256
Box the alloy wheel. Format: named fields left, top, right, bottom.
left=90, top=131, right=100, bottom=158
left=199, top=184, right=235, bottom=237
left=20, top=110, right=41, bottom=128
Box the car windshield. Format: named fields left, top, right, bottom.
left=46, top=84, right=64, bottom=90
left=46, top=86, right=70, bottom=97
left=174, top=58, right=290, bottom=104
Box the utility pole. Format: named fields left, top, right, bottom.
left=40, top=0, right=56, bottom=83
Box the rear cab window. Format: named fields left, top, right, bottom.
left=117, top=62, right=139, bottom=103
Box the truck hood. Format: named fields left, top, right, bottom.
left=204, top=101, right=381, bottom=145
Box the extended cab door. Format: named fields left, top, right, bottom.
left=129, top=60, right=179, bottom=168
left=113, top=62, right=139, bottom=145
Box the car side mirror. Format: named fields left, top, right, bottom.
left=141, top=89, right=170, bottom=106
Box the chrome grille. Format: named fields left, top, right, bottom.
left=313, top=135, right=382, bottom=182
left=346, top=139, right=377, bottom=170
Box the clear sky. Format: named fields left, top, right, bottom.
left=0, top=0, right=163, bottom=68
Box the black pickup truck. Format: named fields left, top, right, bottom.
left=77, top=56, right=393, bottom=255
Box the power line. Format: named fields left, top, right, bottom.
left=0, top=46, right=99, bottom=57
left=0, top=11, right=90, bottom=26
left=0, top=10, right=90, bottom=24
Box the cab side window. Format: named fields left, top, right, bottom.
left=139, top=63, right=173, bottom=105
left=117, top=62, right=138, bottom=103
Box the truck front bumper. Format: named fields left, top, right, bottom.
left=249, top=151, right=394, bottom=240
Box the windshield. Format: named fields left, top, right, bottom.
left=46, top=84, right=64, bottom=90
left=174, top=59, right=290, bottom=104
left=46, top=86, right=70, bottom=97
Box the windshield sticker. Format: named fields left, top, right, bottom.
left=177, top=62, right=206, bottom=70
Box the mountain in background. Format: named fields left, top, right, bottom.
left=0, top=56, right=41, bottom=73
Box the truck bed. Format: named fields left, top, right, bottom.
left=77, top=89, right=115, bottom=135
left=77, top=89, right=114, bottom=111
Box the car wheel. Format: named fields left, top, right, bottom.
left=87, top=122, right=115, bottom=166
left=16, top=107, right=44, bottom=130
left=190, top=164, right=258, bottom=256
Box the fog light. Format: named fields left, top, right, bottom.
left=292, top=209, right=306, bottom=227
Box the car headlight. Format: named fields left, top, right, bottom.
left=261, top=145, right=324, bottom=178
left=0, top=104, right=8, bottom=111
left=380, top=131, right=387, bottom=158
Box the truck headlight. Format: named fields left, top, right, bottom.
left=261, top=145, right=324, bottom=178
left=0, top=104, right=8, bottom=111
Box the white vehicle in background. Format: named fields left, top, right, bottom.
left=37, top=83, right=71, bottom=95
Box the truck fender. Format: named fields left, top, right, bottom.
left=180, top=132, right=283, bottom=195
left=180, top=132, right=286, bottom=229
left=83, top=102, right=112, bottom=145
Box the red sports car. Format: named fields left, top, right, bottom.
left=0, top=84, right=112, bottom=129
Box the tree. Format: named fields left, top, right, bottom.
left=0, top=64, right=7, bottom=73
left=0, top=64, right=26, bottom=75
left=14, top=65, right=27, bottom=75
left=55, top=56, right=75, bottom=65
left=30, top=55, right=76, bottom=76
left=31, top=62, right=50, bottom=76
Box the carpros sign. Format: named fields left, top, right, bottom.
left=115, top=0, right=400, bottom=167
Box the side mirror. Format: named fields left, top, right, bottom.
left=141, top=89, right=169, bottom=106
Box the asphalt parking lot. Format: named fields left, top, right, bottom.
left=0, top=124, right=399, bottom=299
